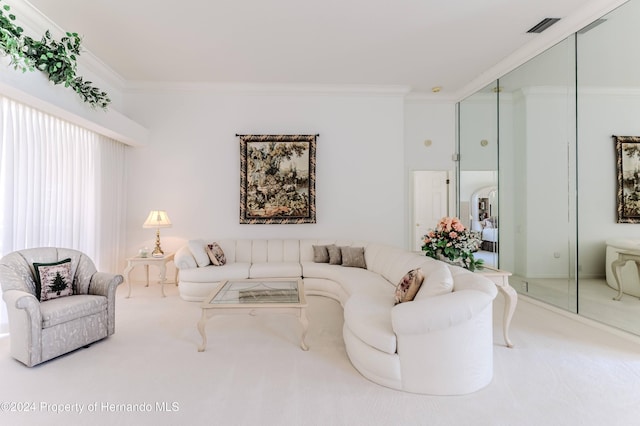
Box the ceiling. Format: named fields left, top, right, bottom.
left=22, top=0, right=623, bottom=98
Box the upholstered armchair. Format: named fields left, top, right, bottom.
left=0, top=248, right=123, bottom=367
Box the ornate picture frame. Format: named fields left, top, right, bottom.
left=614, top=135, right=640, bottom=223
left=239, top=134, right=317, bottom=224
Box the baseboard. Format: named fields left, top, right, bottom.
left=519, top=294, right=640, bottom=345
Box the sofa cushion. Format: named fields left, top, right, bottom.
left=344, top=293, right=397, bottom=354
left=206, top=242, right=226, bottom=266
left=34, top=258, right=73, bottom=301
left=341, top=246, right=366, bottom=269
left=329, top=265, right=393, bottom=299
left=249, top=262, right=302, bottom=278
left=40, top=295, right=107, bottom=328
left=394, top=268, right=425, bottom=304
left=414, top=261, right=454, bottom=299
left=327, top=245, right=342, bottom=265
left=179, top=263, right=250, bottom=283
left=188, top=240, right=210, bottom=267
left=312, top=245, right=329, bottom=263
left=301, top=262, right=347, bottom=283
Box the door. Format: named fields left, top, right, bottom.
left=412, top=171, right=449, bottom=251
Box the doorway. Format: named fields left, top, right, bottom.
left=411, top=171, right=449, bottom=251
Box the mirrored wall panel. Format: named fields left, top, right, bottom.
left=498, top=35, right=578, bottom=312
left=457, top=0, right=640, bottom=335
left=458, top=84, right=499, bottom=268
left=577, top=0, right=640, bottom=335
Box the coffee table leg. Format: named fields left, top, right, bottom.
left=197, top=310, right=208, bottom=352
left=299, top=307, right=309, bottom=351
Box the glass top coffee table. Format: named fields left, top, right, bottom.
left=197, top=278, right=309, bottom=352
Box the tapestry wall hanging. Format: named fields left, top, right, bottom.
left=614, top=135, right=640, bottom=223
left=238, top=134, right=317, bottom=224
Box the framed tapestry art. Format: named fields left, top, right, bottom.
left=238, top=134, right=317, bottom=224
left=614, top=135, right=640, bottom=223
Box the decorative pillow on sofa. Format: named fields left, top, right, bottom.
left=341, top=246, right=366, bottom=269
left=394, top=268, right=425, bottom=304
left=327, top=244, right=342, bottom=265
left=188, top=239, right=210, bottom=267
left=312, top=245, right=330, bottom=263
left=34, top=258, right=73, bottom=301
left=206, top=242, right=227, bottom=266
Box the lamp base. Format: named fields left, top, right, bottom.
left=152, top=228, right=164, bottom=257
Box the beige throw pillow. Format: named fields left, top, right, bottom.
left=327, top=244, right=342, bottom=265
left=312, top=245, right=330, bottom=263
left=341, top=246, right=366, bottom=269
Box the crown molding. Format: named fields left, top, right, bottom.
left=404, top=91, right=457, bottom=103
left=123, top=81, right=412, bottom=97
left=453, top=0, right=629, bottom=102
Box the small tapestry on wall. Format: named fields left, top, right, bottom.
left=614, top=135, right=640, bottom=223
left=238, top=134, right=317, bottom=224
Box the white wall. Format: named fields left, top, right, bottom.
left=403, top=99, right=456, bottom=244
left=122, top=88, right=411, bottom=265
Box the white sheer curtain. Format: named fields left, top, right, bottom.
left=0, top=96, right=127, bottom=331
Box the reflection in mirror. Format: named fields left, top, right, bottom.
left=577, top=0, right=640, bottom=335
left=458, top=84, right=498, bottom=268
left=498, top=35, right=577, bottom=312
left=457, top=0, right=640, bottom=337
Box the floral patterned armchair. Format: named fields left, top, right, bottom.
left=0, top=248, right=122, bottom=367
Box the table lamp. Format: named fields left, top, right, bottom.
left=143, top=210, right=172, bottom=257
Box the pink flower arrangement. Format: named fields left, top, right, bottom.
left=422, top=216, right=483, bottom=271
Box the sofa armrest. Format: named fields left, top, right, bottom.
left=175, top=245, right=197, bottom=270
left=2, top=289, right=42, bottom=366
left=391, top=290, right=494, bottom=335
left=449, top=270, right=498, bottom=298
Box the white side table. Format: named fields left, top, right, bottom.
left=123, top=253, right=177, bottom=298
left=476, top=266, right=517, bottom=348
left=611, top=250, right=640, bottom=301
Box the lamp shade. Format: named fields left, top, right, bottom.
left=143, top=210, right=172, bottom=228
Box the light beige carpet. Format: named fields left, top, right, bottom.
left=1, top=282, right=640, bottom=425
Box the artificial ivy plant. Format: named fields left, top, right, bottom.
left=0, top=1, right=110, bottom=109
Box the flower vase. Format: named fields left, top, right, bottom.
left=437, top=253, right=466, bottom=268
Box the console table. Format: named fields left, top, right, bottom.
left=123, top=253, right=177, bottom=298
left=611, top=250, right=640, bottom=301
left=476, top=266, right=517, bottom=348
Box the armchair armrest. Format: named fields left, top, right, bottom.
left=391, top=290, right=494, bottom=335
left=88, top=272, right=123, bottom=298
left=2, top=289, right=42, bottom=367
left=89, top=272, right=123, bottom=336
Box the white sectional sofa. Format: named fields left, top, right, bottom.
left=175, top=239, right=498, bottom=395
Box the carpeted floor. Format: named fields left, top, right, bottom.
left=1, top=281, right=640, bottom=426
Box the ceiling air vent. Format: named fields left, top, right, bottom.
left=527, top=18, right=561, bottom=34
